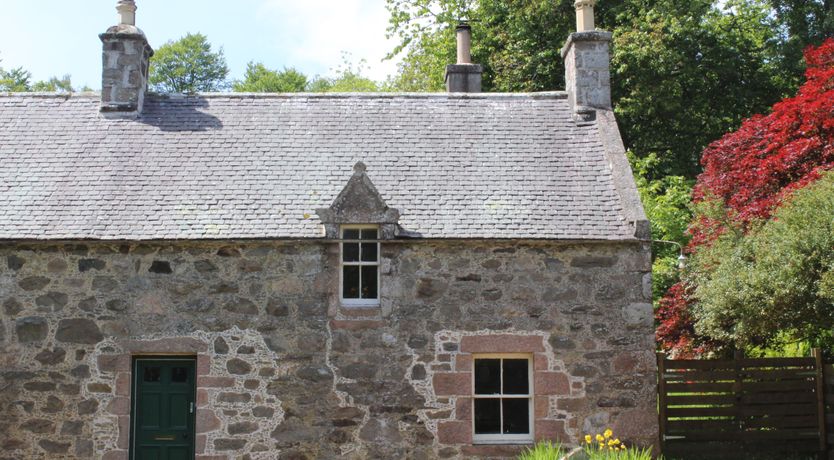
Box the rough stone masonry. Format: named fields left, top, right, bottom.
left=0, top=240, right=655, bottom=459
left=0, top=0, right=658, bottom=458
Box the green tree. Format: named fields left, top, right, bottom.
left=309, top=57, right=383, bottom=92
left=232, top=62, right=308, bottom=92
left=690, top=173, right=834, bottom=351
left=630, top=153, right=694, bottom=303
left=150, top=33, right=229, bottom=93
left=1, top=59, right=79, bottom=93
left=0, top=66, right=32, bottom=91
left=31, top=74, right=73, bottom=93
left=769, top=0, right=834, bottom=89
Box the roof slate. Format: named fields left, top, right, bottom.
left=0, top=92, right=639, bottom=241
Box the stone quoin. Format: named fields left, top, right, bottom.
left=0, top=0, right=656, bottom=458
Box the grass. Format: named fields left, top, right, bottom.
left=518, top=441, right=565, bottom=460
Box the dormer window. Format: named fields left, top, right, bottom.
left=340, top=225, right=380, bottom=305
left=317, top=162, right=399, bottom=307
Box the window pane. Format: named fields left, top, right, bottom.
left=474, top=359, right=501, bottom=395
left=474, top=398, right=501, bottom=434
left=361, top=265, right=378, bottom=299
left=343, top=266, right=360, bottom=298
left=171, top=367, right=188, bottom=383
left=143, top=366, right=161, bottom=382
left=343, top=229, right=360, bottom=240
left=503, top=359, right=529, bottom=394
left=360, top=228, right=377, bottom=240
left=361, top=243, right=378, bottom=262
left=502, top=398, right=530, bottom=434
left=343, top=243, right=359, bottom=262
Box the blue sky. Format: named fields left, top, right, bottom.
left=0, top=0, right=402, bottom=90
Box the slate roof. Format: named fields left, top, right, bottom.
left=0, top=92, right=645, bottom=241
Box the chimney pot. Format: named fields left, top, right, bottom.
left=575, top=0, right=596, bottom=32
left=116, top=0, right=137, bottom=26
left=456, top=23, right=472, bottom=64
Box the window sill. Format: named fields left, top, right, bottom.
left=340, top=300, right=380, bottom=308
left=472, top=438, right=534, bottom=445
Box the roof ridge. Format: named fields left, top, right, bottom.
left=0, top=91, right=568, bottom=100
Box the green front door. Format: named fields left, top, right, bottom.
left=132, top=358, right=196, bottom=460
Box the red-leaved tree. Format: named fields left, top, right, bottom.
left=657, top=39, right=834, bottom=356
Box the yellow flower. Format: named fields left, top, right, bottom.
left=584, top=434, right=592, bottom=444
left=596, top=434, right=604, bottom=442
left=612, top=438, right=621, bottom=445
left=604, top=429, right=613, bottom=439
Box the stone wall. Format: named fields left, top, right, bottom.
left=0, top=240, right=656, bottom=459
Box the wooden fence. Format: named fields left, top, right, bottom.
left=658, top=350, right=826, bottom=459
left=824, top=365, right=834, bottom=459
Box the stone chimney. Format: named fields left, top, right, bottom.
left=99, top=0, right=153, bottom=117
left=561, top=0, right=611, bottom=119
left=445, top=23, right=482, bottom=93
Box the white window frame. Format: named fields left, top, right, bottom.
left=471, top=353, right=534, bottom=445
left=339, top=225, right=380, bottom=307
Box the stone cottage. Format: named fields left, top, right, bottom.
left=0, top=1, right=657, bottom=459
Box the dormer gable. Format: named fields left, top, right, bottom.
left=316, top=162, right=400, bottom=239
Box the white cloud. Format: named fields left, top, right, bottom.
left=256, top=0, right=402, bottom=81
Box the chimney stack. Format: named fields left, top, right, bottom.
left=99, top=0, right=153, bottom=117
left=445, top=23, right=482, bottom=93
left=561, top=0, right=612, bottom=119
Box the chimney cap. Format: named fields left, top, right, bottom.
left=455, top=22, right=472, bottom=32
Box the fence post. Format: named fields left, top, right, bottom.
left=733, top=349, right=745, bottom=451
left=657, top=352, right=667, bottom=456
left=814, top=348, right=826, bottom=459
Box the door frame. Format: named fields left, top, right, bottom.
left=129, top=356, right=198, bottom=460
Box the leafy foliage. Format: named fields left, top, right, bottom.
left=0, top=66, right=31, bottom=91
left=691, top=172, right=834, bottom=351
left=150, top=33, right=229, bottom=93
left=308, top=57, right=385, bottom=93
left=1, top=56, right=81, bottom=93
left=231, top=55, right=385, bottom=93
left=692, top=37, right=834, bottom=241
left=612, top=0, right=791, bottom=178
left=657, top=39, right=834, bottom=355
left=630, top=153, right=693, bottom=302
left=232, top=62, right=308, bottom=93
left=31, top=75, right=74, bottom=93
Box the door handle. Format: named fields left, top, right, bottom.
left=154, top=435, right=176, bottom=441
left=189, top=402, right=194, bottom=414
